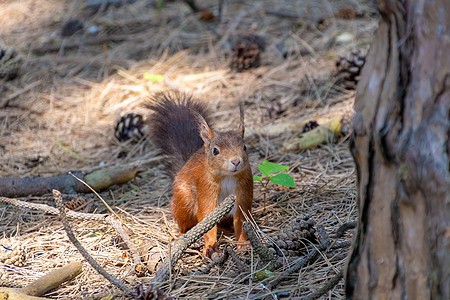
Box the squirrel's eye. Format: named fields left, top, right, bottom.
left=243, top=145, right=247, bottom=151
left=213, top=148, right=220, bottom=155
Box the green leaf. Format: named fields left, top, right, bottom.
left=253, top=175, right=263, bottom=182
left=269, top=173, right=295, bottom=188
left=143, top=73, right=164, bottom=83
left=258, top=160, right=289, bottom=176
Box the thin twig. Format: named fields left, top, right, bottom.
left=68, top=172, right=117, bottom=216
left=265, top=9, right=302, bottom=19
left=53, top=189, right=131, bottom=294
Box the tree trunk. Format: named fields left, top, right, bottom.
left=345, top=0, right=449, bottom=298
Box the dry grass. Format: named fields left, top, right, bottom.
left=0, top=0, right=377, bottom=298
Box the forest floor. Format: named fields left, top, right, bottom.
left=0, top=0, right=378, bottom=298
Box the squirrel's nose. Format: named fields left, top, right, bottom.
left=231, top=158, right=241, bottom=167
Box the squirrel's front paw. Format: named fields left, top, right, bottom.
left=203, top=243, right=220, bottom=258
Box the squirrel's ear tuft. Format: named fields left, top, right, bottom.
left=194, top=110, right=214, bottom=145
left=237, top=102, right=245, bottom=138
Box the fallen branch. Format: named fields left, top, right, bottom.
left=0, top=80, right=42, bottom=109
left=30, top=35, right=131, bottom=54
left=300, top=269, right=343, bottom=300
left=151, top=195, right=236, bottom=285
left=194, top=249, right=230, bottom=275
left=53, top=190, right=131, bottom=294
left=266, top=241, right=350, bottom=290
left=0, top=196, right=107, bottom=221
left=334, top=221, right=357, bottom=238
left=225, top=246, right=247, bottom=273
left=2, top=193, right=144, bottom=276
left=243, top=221, right=277, bottom=270
left=316, top=225, right=331, bottom=247
left=0, top=165, right=138, bottom=197
left=0, top=261, right=82, bottom=299
left=108, top=217, right=146, bottom=276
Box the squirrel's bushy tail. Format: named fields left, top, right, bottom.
left=145, top=92, right=212, bottom=179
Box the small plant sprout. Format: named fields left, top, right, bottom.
left=253, top=161, right=295, bottom=210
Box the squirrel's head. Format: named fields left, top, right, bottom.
left=195, top=105, right=249, bottom=176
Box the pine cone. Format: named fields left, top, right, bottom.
left=268, top=216, right=318, bottom=257
left=0, top=47, right=22, bottom=80
left=0, top=246, right=27, bottom=267
left=114, top=113, right=149, bottom=142
left=133, top=284, right=173, bottom=300
left=64, top=197, right=93, bottom=212
left=302, top=120, right=319, bottom=133
left=335, top=49, right=367, bottom=89
left=230, top=34, right=265, bottom=72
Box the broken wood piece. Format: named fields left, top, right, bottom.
left=246, top=114, right=343, bottom=139
left=280, top=116, right=342, bottom=153
left=0, top=165, right=138, bottom=197
left=21, top=262, right=82, bottom=296
left=0, top=288, right=47, bottom=300
left=0, top=261, right=82, bottom=299
left=84, top=165, right=138, bottom=191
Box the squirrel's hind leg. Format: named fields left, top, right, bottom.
left=171, top=187, right=198, bottom=234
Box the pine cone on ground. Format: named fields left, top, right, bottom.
left=302, top=120, right=319, bottom=133
left=268, top=216, right=319, bottom=257
left=0, top=246, right=27, bottom=267
left=0, top=47, right=22, bottom=80
left=63, top=197, right=93, bottom=212
left=335, top=48, right=367, bottom=89
left=114, top=113, right=149, bottom=142
left=230, top=34, right=265, bottom=72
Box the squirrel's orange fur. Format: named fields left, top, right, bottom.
left=146, top=92, right=253, bottom=257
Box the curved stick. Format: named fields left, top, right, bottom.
left=152, top=195, right=236, bottom=284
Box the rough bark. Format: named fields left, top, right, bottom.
left=346, top=0, right=449, bottom=299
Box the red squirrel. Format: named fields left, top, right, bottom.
left=146, top=92, right=253, bottom=257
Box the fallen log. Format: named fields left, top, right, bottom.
left=0, top=165, right=138, bottom=197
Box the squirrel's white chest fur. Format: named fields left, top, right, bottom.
left=220, top=176, right=238, bottom=216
